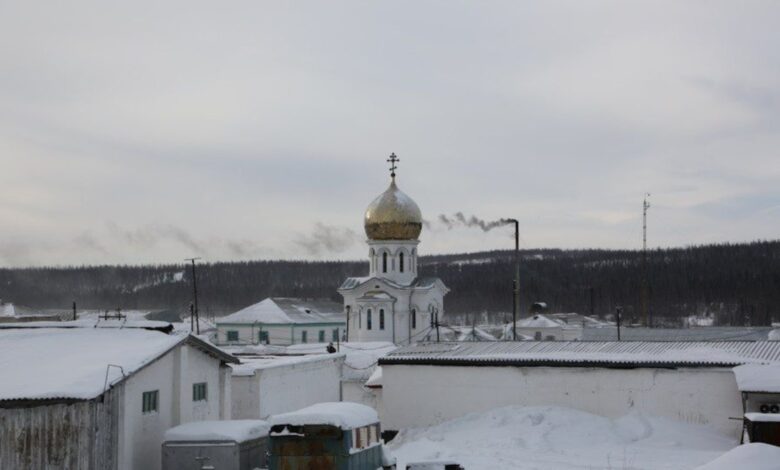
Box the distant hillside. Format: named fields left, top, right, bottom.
left=1, top=240, right=778, bottom=326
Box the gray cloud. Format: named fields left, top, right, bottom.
left=0, top=1, right=779, bottom=266
left=293, top=223, right=361, bottom=257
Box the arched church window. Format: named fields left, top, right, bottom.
left=399, top=252, right=404, bottom=273
left=367, top=309, right=373, bottom=330
left=382, top=252, right=388, bottom=273
left=369, top=249, right=375, bottom=271
left=412, top=309, right=416, bottom=329
left=358, top=309, right=362, bottom=329
left=379, top=309, right=385, bottom=330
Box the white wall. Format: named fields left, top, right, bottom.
left=382, top=365, right=743, bottom=438
left=342, top=381, right=384, bottom=423
left=118, top=344, right=229, bottom=470
left=231, top=355, right=344, bottom=420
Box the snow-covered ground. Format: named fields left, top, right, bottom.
left=388, top=406, right=737, bottom=470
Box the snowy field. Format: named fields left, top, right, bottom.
left=388, top=406, right=740, bottom=470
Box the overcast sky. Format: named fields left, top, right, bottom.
left=1, top=1, right=778, bottom=267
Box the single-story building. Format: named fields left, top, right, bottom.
left=216, top=298, right=346, bottom=346
left=378, top=341, right=780, bottom=438
left=0, top=328, right=237, bottom=470
left=733, top=363, right=780, bottom=444
left=500, top=314, right=583, bottom=341
left=230, top=353, right=345, bottom=420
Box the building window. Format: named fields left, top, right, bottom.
left=259, top=331, right=269, bottom=344
left=379, top=309, right=385, bottom=330
left=367, top=309, right=373, bottom=330
left=359, top=309, right=362, bottom=329
left=193, top=382, right=207, bottom=402
left=227, top=330, right=239, bottom=342
left=301, top=331, right=308, bottom=343
left=318, top=330, right=325, bottom=342
left=382, top=252, right=388, bottom=273
left=399, top=252, right=404, bottom=272
left=332, top=329, right=339, bottom=341
left=412, top=309, right=416, bottom=329
left=142, top=390, right=158, bottom=414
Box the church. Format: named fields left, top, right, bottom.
left=338, top=154, right=449, bottom=345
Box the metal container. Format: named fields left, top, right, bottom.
left=162, top=420, right=269, bottom=470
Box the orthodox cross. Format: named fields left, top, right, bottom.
left=387, top=152, right=399, bottom=179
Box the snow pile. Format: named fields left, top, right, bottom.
left=695, top=443, right=780, bottom=470
left=733, top=363, right=780, bottom=392
left=0, top=328, right=184, bottom=400
left=365, top=366, right=382, bottom=387
left=388, top=406, right=735, bottom=470
left=164, top=420, right=270, bottom=443
left=269, top=402, right=378, bottom=429
left=769, top=329, right=780, bottom=341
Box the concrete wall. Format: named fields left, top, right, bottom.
left=118, top=344, right=229, bottom=470
left=382, top=365, right=743, bottom=438
left=232, top=356, right=343, bottom=420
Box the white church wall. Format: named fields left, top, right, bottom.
left=382, top=365, right=743, bottom=438
left=231, top=355, right=343, bottom=420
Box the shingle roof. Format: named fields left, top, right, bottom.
left=379, top=341, right=780, bottom=368
left=217, top=297, right=345, bottom=325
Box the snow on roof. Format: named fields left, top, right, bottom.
left=733, top=364, right=780, bottom=393
left=583, top=326, right=775, bottom=342
left=285, top=342, right=397, bottom=381
left=0, top=328, right=186, bottom=401
left=0, top=319, right=173, bottom=333
left=516, top=314, right=563, bottom=328
left=381, top=341, right=780, bottom=368
left=218, top=298, right=345, bottom=325
left=744, top=413, right=780, bottom=423
left=229, top=353, right=345, bottom=377
left=164, top=420, right=270, bottom=443
left=694, top=443, right=780, bottom=470
left=339, top=276, right=444, bottom=291
left=365, top=366, right=382, bottom=387
left=269, top=402, right=379, bottom=429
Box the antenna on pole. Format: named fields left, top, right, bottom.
left=185, top=257, right=202, bottom=335
left=641, top=193, right=651, bottom=327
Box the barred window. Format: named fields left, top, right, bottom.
left=193, top=382, right=207, bottom=402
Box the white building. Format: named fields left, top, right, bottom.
left=216, top=297, right=346, bottom=346
left=230, top=353, right=345, bottom=420
left=501, top=313, right=583, bottom=341
left=0, top=328, right=236, bottom=470
left=339, top=156, right=449, bottom=345
left=378, top=341, right=780, bottom=438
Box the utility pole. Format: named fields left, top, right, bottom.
left=72, top=301, right=77, bottom=321
left=641, top=194, right=651, bottom=327
left=616, top=306, right=623, bottom=341
left=505, top=218, right=520, bottom=341
left=185, top=257, right=201, bottom=335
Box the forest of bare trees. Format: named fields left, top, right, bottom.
left=1, top=240, right=778, bottom=326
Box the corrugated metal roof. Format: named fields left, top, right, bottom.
left=582, top=326, right=774, bottom=342
left=379, top=341, right=780, bottom=368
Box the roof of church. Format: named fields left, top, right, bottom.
left=217, top=297, right=345, bottom=325
left=339, top=276, right=443, bottom=291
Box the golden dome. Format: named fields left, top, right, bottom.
left=364, top=180, right=423, bottom=240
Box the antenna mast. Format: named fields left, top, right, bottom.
left=641, top=194, right=650, bottom=326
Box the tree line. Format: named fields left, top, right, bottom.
left=0, top=240, right=777, bottom=326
